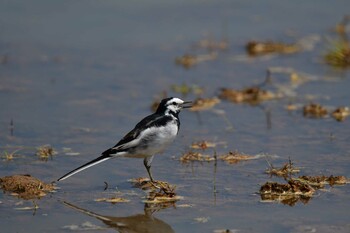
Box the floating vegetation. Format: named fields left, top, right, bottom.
left=295, top=175, right=348, bottom=188
left=303, top=103, right=328, bottom=118
left=129, top=178, right=182, bottom=205
left=179, top=151, right=215, bottom=163
left=1, top=148, right=23, bottom=161
left=285, top=103, right=299, bottom=111
left=219, top=87, right=277, bottom=105
left=129, top=178, right=176, bottom=195
left=260, top=157, right=349, bottom=205
left=334, top=15, right=350, bottom=36
left=246, top=40, right=300, bottom=56
left=144, top=189, right=182, bottom=204
left=94, top=197, right=130, bottom=204
left=324, top=16, right=350, bottom=68
left=130, top=177, right=173, bottom=192
left=144, top=191, right=182, bottom=211
left=260, top=175, right=349, bottom=205
left=36, top=145, right=57, bottom=160
left=175, top=54, right=197, bottom=68
left=190, top=141, right=217, bottom=150
left=259, top=180, right=315, bottom=206
left=332, top=106, right=350, bottom=121
left=265, top=159, right=300, bottom=178
left=175, top=52, right=217, bottom=69
left=0, top=174, right=55, bottom=199
left=129, top=177, right=153, bottom=189
left=190, top=97, right=220, bottom=111
left=219, top=151, right=261, bottom=164
left=286, top=103, right=349, bottom=121
left=324, top=41, right=350, bottom=68
left=180, top=150, right=267, bottom=164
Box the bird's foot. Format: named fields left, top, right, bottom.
left=129, top=177, right=175, bottom=194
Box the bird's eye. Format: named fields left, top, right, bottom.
left=172, top=102, right=177, bottom=105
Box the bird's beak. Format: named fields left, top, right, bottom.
left=181, top=101, right=193, bottom=109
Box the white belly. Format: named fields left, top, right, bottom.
left=126, top=122, right=178, bottom=158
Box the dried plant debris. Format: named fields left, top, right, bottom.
left=129, top=179, right=182, bottom=205
left=129, top=178, right=177, bottom=196
left=261, top=159, right=348, bottom=205
left=36, top=145, right=57, bottom=160
left=0, top=174, right=55, bottom=199
left=190, top=97, right=220, bottom=111
left=219, top=151, right=261, bottom=164
left=332, top=107, right=350, bottom=121
left=246, top=40, right=301, bottom=56
left=285, top=103, right=301, bottom=111
left=295, top=175, right=348, bottom=188
left=303, top=103, right=328, bottom=118
left=190, top=141, right=217, bottom=150
left=1, top=148, right=23, bottom=161
left=129, top=177, right=154, bottom=189
left=144, top=189, right=182, bottom=204
left=94, top=197, right=130, bottom=204
left=334, top=15, right=350, bottom=36
left=265, top=67, right=322, bottom=97
left=175, top=54, right=197, bottom=68
left=129, top=178, right=182, bottom=206
left=259, top=180, right=315, bottom=206
left=219, top=87, right=277, bottom=105
left=287, top=103, right=349, bottom=121
left=326, top=16, right=350, bottom=67
left=180, top=150, right=265, bottom=164
left=324, top=41, right=350, bottom=68
left=265, top=159, right=300, bottom=178
left=175, top=52, right=217, bottom=69
left=179, top=151, right=216, bottom=163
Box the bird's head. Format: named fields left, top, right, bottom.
left=156, top=97, right=192, bottom=115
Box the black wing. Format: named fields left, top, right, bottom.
left=102, top=113, right=174, bottom=155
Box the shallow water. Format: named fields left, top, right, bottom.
left=1, top=1, right=350, bottom=232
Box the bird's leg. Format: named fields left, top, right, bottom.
left=143, top=156, right=155, bottom=183
left=144, top=156, right=162, bottom=190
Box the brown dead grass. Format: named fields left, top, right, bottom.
left=246, top=41, right=300, bottom=56
left=0, top=174, right=55, bottom=199
left=219, top=87, right=276, bottom=105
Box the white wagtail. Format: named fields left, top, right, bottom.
left=57, top=97, right=192, bottom=183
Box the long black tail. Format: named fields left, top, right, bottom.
left=57, top=154, right=112, bottom=181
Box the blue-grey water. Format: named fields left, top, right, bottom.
left=1, top=1, right=350, bottom=232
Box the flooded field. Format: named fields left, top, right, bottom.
left=1, top=1, right=350, bottom=232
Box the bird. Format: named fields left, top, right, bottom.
left=62, top=201, right=174, bottom=233
left=57, top=97, right=192, bottom=183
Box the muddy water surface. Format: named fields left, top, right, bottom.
left=1, top=1, right=350, bottom=233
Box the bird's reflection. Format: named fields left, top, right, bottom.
left=62, top=201, right=174, bottom=233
